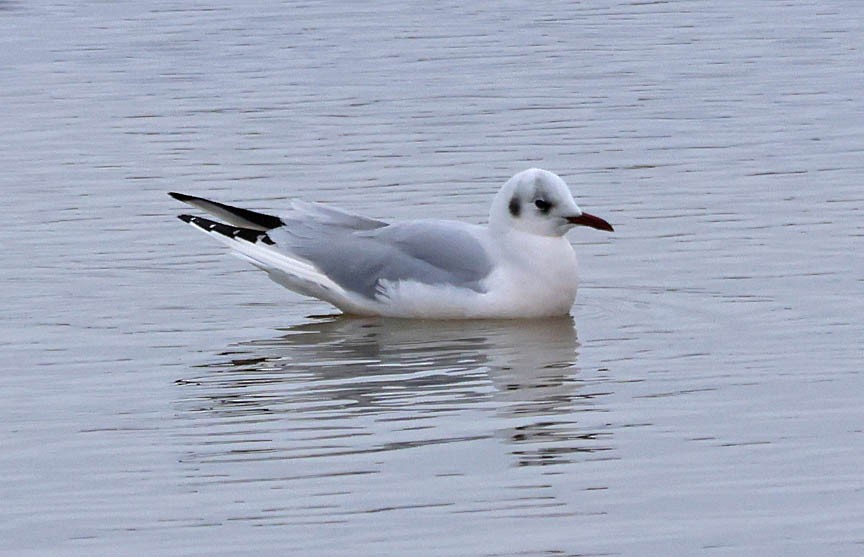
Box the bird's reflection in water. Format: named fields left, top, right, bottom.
left=178, top=315, right=613, bottom=467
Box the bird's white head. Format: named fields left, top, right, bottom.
left=489, top=168, right=613, bottom=237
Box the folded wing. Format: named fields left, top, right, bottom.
left=172, top=194, right=493, bottom=308
left=269, top=220, right=494, bottom=298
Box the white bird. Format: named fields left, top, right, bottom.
left=170, top=168, right=613, bottom=319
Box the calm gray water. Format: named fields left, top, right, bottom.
left=2, top=1, right=863, bottom=555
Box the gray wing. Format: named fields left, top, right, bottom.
left=278, top=200, right=388, bottom=237
left=268, top=220, right=494, bottom=299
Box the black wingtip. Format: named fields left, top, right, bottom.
left=169, top=192, right=196, bottom=202
left=176, top=213, right=274, bottom=245
left=168, top=191, right=284, bottom=230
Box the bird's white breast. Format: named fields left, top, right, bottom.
left=481, top=231, right=580, bottom=318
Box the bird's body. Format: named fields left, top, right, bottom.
left=171, top=168, right=612, bottom=319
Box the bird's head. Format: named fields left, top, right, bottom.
left=490, top=168, right=613, bottom=237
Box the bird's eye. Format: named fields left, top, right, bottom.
left=534, top=199, right=552, bottom=213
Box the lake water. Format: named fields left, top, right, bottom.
left=2, top=1, right=863, bottom=555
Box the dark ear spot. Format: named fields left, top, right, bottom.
left=508, top=197, right=521, bottom=217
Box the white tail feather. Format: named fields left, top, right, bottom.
left=195, top=226, right=349, bottom=302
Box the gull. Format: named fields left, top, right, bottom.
left=170, top=168, right=613, bottom=319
